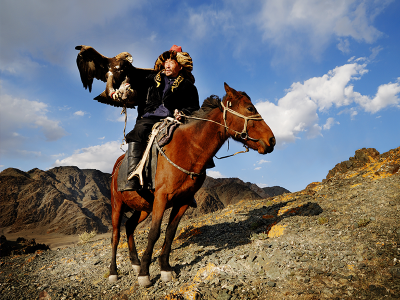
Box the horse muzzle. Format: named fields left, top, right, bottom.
left=258, top=136, right=276, bottom=154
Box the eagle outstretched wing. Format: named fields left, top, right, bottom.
left=75, top=45, right=152, bottom=108
left=75, top=45, right=111, bottom=92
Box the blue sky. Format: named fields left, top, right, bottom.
left=1, top=0, right=399, bottom=192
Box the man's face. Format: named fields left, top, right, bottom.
left=164, top=59, right=182, bottom=77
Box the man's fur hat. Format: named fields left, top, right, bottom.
left=154, top=45, right=195, bottom=83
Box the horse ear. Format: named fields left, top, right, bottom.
left=224, top=82, right=238, bottom=97
left=224, top=82, right=230, bottom=91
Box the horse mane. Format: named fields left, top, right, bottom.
left=187, top=91, right=250, bottom=123
left=189, top=95, right=223, bottom=121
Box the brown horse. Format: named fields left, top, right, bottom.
left=109, top=83, right=275, bottom=287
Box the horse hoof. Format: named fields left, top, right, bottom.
left=132, top=264, right=141, bottom=275
left=108, top=275, right=118, bottom=283
left=161, top=271, right=172, bottom=282
left=138, top=276, right=152, bottom=287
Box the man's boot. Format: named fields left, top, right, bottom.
left=124, top=142, right=144, bottom=191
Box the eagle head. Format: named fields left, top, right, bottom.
left=117, top=52, right=133, bottom=64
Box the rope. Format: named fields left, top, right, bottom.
left=120, top=106, right=127, bottom=152
left=155, top=139, right=205, bottom=179
left=221, top=101, right=263, bottom=140
left=215, top=145, right=249, bottom=159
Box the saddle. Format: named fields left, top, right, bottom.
left=117, top=118, right=180, bottom=192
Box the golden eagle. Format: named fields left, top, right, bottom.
left=75, top=45, right=152, bottom=108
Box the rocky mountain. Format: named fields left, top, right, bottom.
left=0, top=166, right=289, bottom=236
left=0, top=166, right=112, bottom=235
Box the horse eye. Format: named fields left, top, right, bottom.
left=247, top=106, right=255, bottom=113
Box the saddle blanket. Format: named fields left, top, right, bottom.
left=117, top=118, right=180, bottom=192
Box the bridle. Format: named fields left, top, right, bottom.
left=221, top=101, right=264, bottom=141
left=183, top=100, right=264, bottom=142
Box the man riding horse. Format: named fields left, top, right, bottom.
left=123, top=45, right=200, bottom=191
left=76, top=43, right=276, bottom=287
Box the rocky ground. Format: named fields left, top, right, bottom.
left=1, top=147, right=399, bottom=299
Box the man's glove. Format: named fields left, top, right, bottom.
left=111, top=90, right=121, bottom=100
left=110, top=84, right=133, bottom=101
left=118, top=83, right=134, bottom=100
left=174, top=109, right=184, bottom=121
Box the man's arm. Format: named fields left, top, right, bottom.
left=179, top=84, right=200, bottom=116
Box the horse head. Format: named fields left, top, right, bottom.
left=223, top=83, right=275, bottom=154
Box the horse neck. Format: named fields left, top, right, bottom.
left=179, top=108, right=228, bottom=166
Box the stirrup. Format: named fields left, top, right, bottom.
left=124, top=176, right=141, bottom=191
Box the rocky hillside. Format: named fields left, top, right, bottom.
left=0, top=146, right=398, bottom=299
left=0, top=167, right=112, bottom=235
left=0, top=166, right=289, bottom=236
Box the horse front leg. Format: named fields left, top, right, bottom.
left=159, top=203, right=189, bottom=282
left=125, top=210, right=149, bottom=275
left=137, top=197, right=167, bottom=287
left=109, top=201, right=123, bottom=283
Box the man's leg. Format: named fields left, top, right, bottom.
left=124, top=118, right=159, bottom=191
left=124, top=142, right=144, bottom=191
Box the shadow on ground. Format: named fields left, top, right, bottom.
left=168, top=199, right=323, bottom=273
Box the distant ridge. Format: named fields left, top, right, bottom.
left=0, top=166, right=112, bottom=235
left=0, top=167, right=289, bottom=236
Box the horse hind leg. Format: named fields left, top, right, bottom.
left=159, top=203, right=189, bottom=282
left=125, top=210, right=149, bottom=275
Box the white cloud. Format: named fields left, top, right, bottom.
left=53, top=141, right=127, bottom=173
left=257, top=159, right=271, bottom=165
left=337, top=38, right=350, bottom=53
left=257, top=0, right=388, bottom=60
left=187, top=7, right=233, bottom=40
left=256, top=89, right=319, bottom=144
left=256, top=63, right=368, bottom=144
left=16, top=150, right=42, bottom=157
left=106, top=106, right=136, bottom=123
left=338, top=107, right=358, bottom=119
left=308, top=124, right=323, bottom=139
left=256, top=61, right=399, bottom=145
left=59, top=105, right=71, bottom=111
left=0, top=93, right=67, bottom=153
left=369, top=46, right=383, bottom=61
left=353, top=78, right=400, bottom=113
left=323, top=118, right=340, bottom=130
left=51, top=153, right=65, bottom=159
left=254, top=167, right=262, bottom=171
left=207, top=170, right=224, bottom=178
left=74, top=110, right=86, bottom=116
left=257, top=183, right=268, bottom=188
left=0, top=0, right=144, bottom=74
